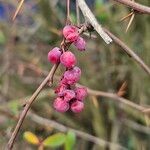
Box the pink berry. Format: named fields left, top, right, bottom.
left=48, top=47, right=61, bottom=64
left=75, top=87, right=87, bottom=100
left=60, top=51, right=76, bottom=68
left=55, top=84, right=68, bottom=96
left=63, top=25, right=79, bottom=42
left=63, top=66, right=81, bottom=85
left=62, top=89, right=75, bottom=102
left=66, top=32, right=79, bottom=42
left=53, top=97, right=69, bottom=112
left=71, top=100, right=84, bottom=113
left=74, top=37, right=86, bottom=51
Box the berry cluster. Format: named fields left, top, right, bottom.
left=48, top=25, right=87, bottom=113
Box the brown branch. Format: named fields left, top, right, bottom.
left=77, top=0, right=150, bottom=76
left=142, top=108, right=150, bottom=114
left=29, top=112, right=127, bottom=150
left=6, top=23, right=89, bottom=150
left=6, top=64, right=59, bottom=150
left=112, top=0, right=150, bottom=14
left=86, top=87, right=146, bottom=112
left=103, top=28, right=150, bottom=75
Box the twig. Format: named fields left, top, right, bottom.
left=66, top=0, right=70, bottom=23
left=6, top=64, right=59, bottom=150
left=13, top=0, right=25, bottom=21
left=103, top=28, right=150, bottom=75
left=112, top=0, right=150, bottom=14
left=142, top=108, right=150, bottom=114
left=76, top=0, right=80, bottom=26
left=6, top=23, right=90, bottom=150
left=86, top=87, right=146, bottom=112
left=29, top=112, right=127, bottom=150
left=77, top=0, right=112, bottom=44
left=77, top=0, right=150, bottom=75
left=122, top=119, right=150, bottom=134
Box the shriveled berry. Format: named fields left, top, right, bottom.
left=55, top=84, right=68, bottom=96
left=63, top=25, right=79, bottom=42
left=53, top=97, right=69, bottom=112
left=74, top=37, right=86, bottom=51
left=75, top=87, right=87, bottom=100
left=63, top=66, right=81, bottom=85
left=62, top=89, right=75, bottom=102
left=60, top=51, right=76, bottom=68
left=71, top=100, right=84, bottom=113
left=48, top=47, right=61, bottom=64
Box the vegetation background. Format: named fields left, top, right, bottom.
left=0, top=0, right=150, bottom=149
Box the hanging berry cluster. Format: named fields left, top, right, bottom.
left=48, top=25, right=87, bottom=113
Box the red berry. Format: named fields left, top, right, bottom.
left=62, top=89, right=75, bottom=102
left=66, top=32, right=79, bottom=42
left=63, top=66, right=81, bottom=85
left=55, top=84, right=68, bottom=96
left=53, top=97, right=69, bottom=112
left=63, top=25, right=79, bottom=42
left=75, top=87, right=87, bottom=101
left=60, top=51, right=76, bottom=68
left=48, top=47, right=61, bottom=64
left=71, top=100, right=84, bottom=113
left=74, top=37, right=86, bottom=51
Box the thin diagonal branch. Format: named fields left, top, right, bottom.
left=103, top=28, right=150, bottom=75
left=77, top=0, right=150, bottom=75
left=77, top=0, right=112, bottom=44
left=112, top=0, right=150, bottom=14
left=6, top=64, right=59, bottom=150
left=13, top=0, right=25, bottom=20
left=29, top=112, right=127, bottom=150
left=86, top=87, right=146, bottom=112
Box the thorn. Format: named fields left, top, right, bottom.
left=126, top=13, right=135, bottom=32
left=13, top=0, right=25, bottom=21
left=117, top=81, right=127, bottom=97
left=120, top=12, right=133, bottom=22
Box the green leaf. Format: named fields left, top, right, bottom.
left=23, top=131, right=39, bottom=145
left=65, top=131, right=76, bottom=150
left=43, top=133, right=66, bottom=148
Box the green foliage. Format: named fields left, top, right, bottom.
left=65, top=131, right=76, bottom=150
left=43, top=133, right=66, bottom=148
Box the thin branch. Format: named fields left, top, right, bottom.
left=86, top=87, right=146, bottom=112
left=103, top=28, right=150, bottom=75
left=29, top=112, right=127, bottom=150
left=6, top=64, right=59, bottom=150
left=13, top=0, right=25, bottom=21
left=142, top=108, right=150, bottom=114
left=77, top=0, right=150, bottom=75
left=6, top=23, right=90, bottom=150
left=66, top=0, right=70, bottom=23
left=77, top=0, right=112, bottom=44
left=112, top=0, right=150, bottom=14
left=76, top=0, right=80, bottom=26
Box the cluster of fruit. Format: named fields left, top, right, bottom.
left=48, top=25, right=87, bottom=113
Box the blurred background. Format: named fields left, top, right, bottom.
left=0, top=0, right=150, bottom=149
